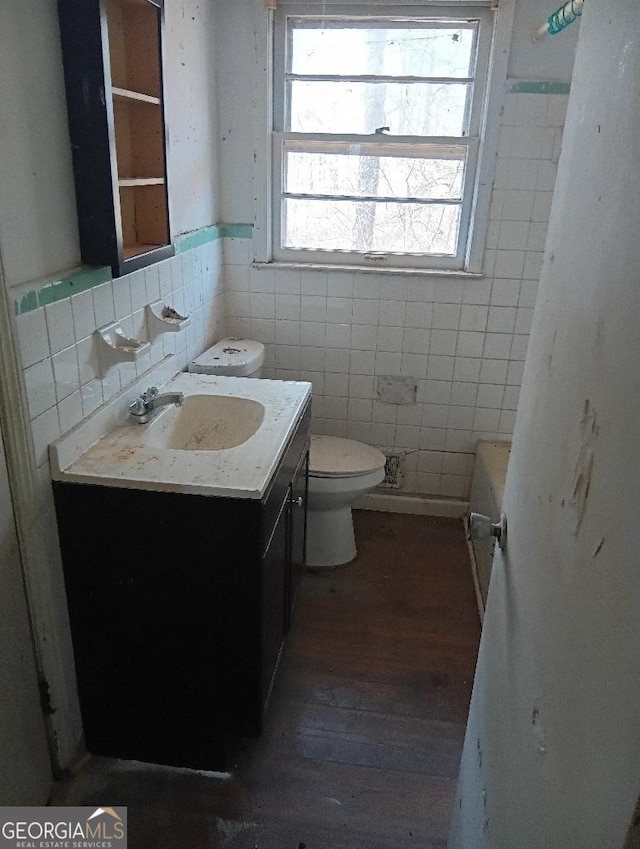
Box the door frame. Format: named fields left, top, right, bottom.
left=0, top=253, right=58, bottom=774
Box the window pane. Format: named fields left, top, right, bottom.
left=289, top=81, right=469, bottom=136
left=285, top=148, right=465, bottom=200
left=289, top=21, right=477, bottom=79
left=283, top=198, right=460, bottom=255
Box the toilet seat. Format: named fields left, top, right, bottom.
left=309, top=435, right=386, bottom=479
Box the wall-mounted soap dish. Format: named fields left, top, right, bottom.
left=146, top=300, right=190, bottom=342
left=96, top=321, right=151, bottom=377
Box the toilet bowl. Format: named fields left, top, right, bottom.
left=306, top=435, right=386, bottom=568
left=188, top=337, right=265, bottom=377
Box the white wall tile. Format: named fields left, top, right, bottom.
left=491, top=279, right=521, bottom=307
left=487, top=306, right=517, bottom=334
left=250, top=267, right=275, bottom=293
left=403, top=328, right=430, bottom=355
left=24, top=359, right=56, bottom=419
left=427, top=355, right=455, bottom=381
left=301, top=272, right=328, bottom=296
left=31, top=406, right=61, bottom=468
left=17, top=308, right=50, bottom=367
left=324, top=348, right=350, bottom=373
left=379, top=300, right=406, bottom=326
left=45, top=299, right=75, bottom=356
left=52, top=346, right=80, bottom=402
left=113, top=277, right=133, bottom=319
left=430, top=329, right=458, bottom=356
left=456, top=332, right=484, bottom=358
left=81, top=379, right=103, bottom=416
left=350, top=350, right=375, bottom=374
left=326, top=297, right=352, bottom=324
left=479, top=359, right=509, bottom=384
left=348, top=374, right=374, bottom=398
left=400, top=353, right=428, bottom=379
left=476, top=384, right=504, bottom=409
left=300, top=346, right=324, bottom=371
left=452, top=357, right=481, bottom=383
left=351, top=324, right=377, bottom=350
left=93, top=283, right=115, bottom=327
left=483, top=333, right=513, bottom=360
left=215, top=89, right=567, bottom=497
left=377, top=326, right=404, bottom=353
left=71, top=290, right=95, bottom=341
left=450, top=381, right=478, bottom=407
left=432, top=303, right=461, bottom=330
left=327, top=273, right=354, bottom=298
left=58, top=390, right=83, bottom=433
left=375, top=352, right=402, bottom=374
left=325, top=323, right=350, bottom=349
left=348, top=398, right=373, bottom=422
left=459, top=304, right=488, bottom=331
left=275, top=320, right=300, bottom=345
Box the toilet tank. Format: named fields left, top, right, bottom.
left=188, top=338, right=265, bottom=377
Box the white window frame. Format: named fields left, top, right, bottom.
left=252, top=0, right=515, bottom=276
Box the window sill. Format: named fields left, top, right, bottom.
left=252, top=260, right=485, bottom=279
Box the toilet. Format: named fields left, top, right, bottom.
left=188, top=341, right=385, bottom=569
left=188, top=337, right=265, bottom=377
left=306, top=436, right=386, bottom=568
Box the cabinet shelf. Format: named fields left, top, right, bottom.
left=112, top=86, right=161, bottom=106
left=58, top=0, right=172, bottom=277
left=118, top=177, right=165, bottom=187
left=123, top=243, right=164, bottom=258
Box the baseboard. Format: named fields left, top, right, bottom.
left=353, top=491, right=469, bottom=518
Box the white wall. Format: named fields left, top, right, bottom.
left=450, top=2, right=640, bottom=844
left=165, top=0, right=221, bottom=234
left=1, top=0, right=225, bottom=770
left=0, top=0, right=79, bottom=287
left=509, top=0, right=578, bottom=81
left=216, top=0, right=577, bottom=498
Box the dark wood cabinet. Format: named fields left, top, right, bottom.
left=58, top=0, right=173, bottom=277
left=53, top=401, right=310, bottom=770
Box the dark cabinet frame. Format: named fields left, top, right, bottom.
left=53, top=401, right=310, bottom=770
left=58, top=0, right=174, bottom=277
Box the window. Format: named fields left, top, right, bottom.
left=270, top=3, right=496, bottom=272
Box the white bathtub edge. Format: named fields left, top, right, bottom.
left=464, top=514, right=486, bottom=625
left=353, top=491, right=469, bottom=518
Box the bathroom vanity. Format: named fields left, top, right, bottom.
left=51, top=371, right=310, bottom=769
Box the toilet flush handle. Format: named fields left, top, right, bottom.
left=467, top=512, right=507, bottom=551
left=291, top=496, right=303, bottom=507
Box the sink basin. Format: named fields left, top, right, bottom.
left=147, top=394, right=265, bottom=451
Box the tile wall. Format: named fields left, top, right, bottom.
left=224, top=91, right=569, bottom=499
left=11, top=240, right=224, bottom=766
left=15, top=240, right=225, bottom=485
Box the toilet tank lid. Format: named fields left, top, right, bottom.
left=189, top=338, right=265, bottom=376
left=309, top=436, right=386, bottom=477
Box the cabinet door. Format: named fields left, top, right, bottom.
left=285, top=450, right=308, bottom=633
left=262, top=497, right=287, bottom=712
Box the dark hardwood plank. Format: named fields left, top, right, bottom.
left=53, top=512, right=480, bottom=848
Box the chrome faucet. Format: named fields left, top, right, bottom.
left=129, top=386, right=184, bottom=423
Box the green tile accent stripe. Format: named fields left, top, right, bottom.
left=220, top=223, right=253, bottom=239
left=174, top=224, right=222, bottom=253
left=14, top=265, right=111, bottom=315
left=507, top=80, right=571, bottom=95
left=13, top=222, right=255, bottom=315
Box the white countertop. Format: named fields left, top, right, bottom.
left=50, top=371, right=311, bottom=499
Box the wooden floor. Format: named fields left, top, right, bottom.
left=53, top=512, right=480, bottom=848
